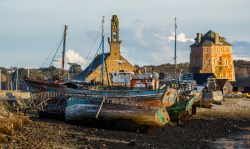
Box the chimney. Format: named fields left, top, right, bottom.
left=196, top=33, right=202, bottom=43
left=215, top=33, right=220, bottom=44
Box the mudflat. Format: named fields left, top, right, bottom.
left=2, top=98, right=250, bottom=148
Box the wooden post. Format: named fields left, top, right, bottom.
left=95, top=96, right=106, bottom=119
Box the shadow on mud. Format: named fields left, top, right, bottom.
left=32, top=113, right=151, bottom=133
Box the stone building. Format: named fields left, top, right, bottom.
left=190, top=30, right=235, bottom=81
left=75, top=15, right=134, bottom=84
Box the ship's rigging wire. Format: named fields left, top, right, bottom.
left=83, top=41, right=103, bottom=81
left=49, top=35, right=64, bottom=67
left=84, top=26, right=102, bottom=63
left=40, top=31, right=65, bottom=68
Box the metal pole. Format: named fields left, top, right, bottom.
left=10, top=70, right=13, bottom=91
left=28, top=65, right=30, bottom=78
left=0, top=70, right=2, bottom=91
left=16, top=67, right=18, bottom=91
left=101, top=16, right=105, bottom=85
left=174, top=17, right=177, bottom=80
left=27, top=65, right=30, bottom=91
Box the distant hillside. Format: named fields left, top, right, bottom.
left=234, top=60, right=250, bottom=79
left=143, top=62, right=189, bottom=79
left=142, top=60, right=250, bottom=80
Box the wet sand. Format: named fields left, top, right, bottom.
left=2, top=98, right=250, bottom=148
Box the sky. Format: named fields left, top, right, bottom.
left=0, top=0, right=250, bottom=69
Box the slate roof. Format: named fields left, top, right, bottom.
left=232, top=79, right=250, bottom=87
left=190, top=30, right=231, bottom=47
left=193, top=73, right=216, bottom=85
left=216, top=79, right=230, bottom=87
left=73, top=53, right=110, bottom=81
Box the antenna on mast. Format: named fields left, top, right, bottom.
left=174, top=17, right=177, bottom=79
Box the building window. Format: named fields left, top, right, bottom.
left=208, top=59, right=211, bottom=65
left=219, top=56, right=222, bottom=62
left=220, top=74, right=223, bottom=79
left=214, top=59, right=216, bottom=65
left=225, top=59, right=228, bottom=65
left=226, top=73, right=228, bottom=79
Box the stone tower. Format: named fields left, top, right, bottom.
left=190, top=30, right=235, bottom=81
left=75, top=15, right=135, bottom=84
left=109, top=15, right=121, bottom=56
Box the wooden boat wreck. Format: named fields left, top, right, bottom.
left=165, top=78, right=201, bottom=122
left=167, top=93, right=200, bottom=122
left=24, top=25, right=70, bottom=116
left=198, top=78, right=224, bottom=108
left=65, top=88, right=178, bottom=127
left=25, top=17, right=178, bottom=128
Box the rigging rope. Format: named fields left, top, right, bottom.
left=83, top=25, right=102, bottom=68
left=49, top=35, right=64, bottom=67
left=40, top=31, right=65, bottom=68
left=83, top=41, right=103, bottom=81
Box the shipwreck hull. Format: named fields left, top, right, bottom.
left=66, top=88, right=165, bottom=98
left=167, top=94, right=200, bottom=122
left=24, top=78, right=69, bottom=116
left=65, top=97, right=170, bottom=127
left=198, top=91, right=223, bottom=108
left=24, top=78, right=65, bottom=93
left=65, top=89, right=177, bottom=127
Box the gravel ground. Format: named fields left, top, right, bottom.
left=1, top=98, right=250, bottom=149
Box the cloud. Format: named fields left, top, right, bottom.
left=231, top=41, right=250, bottom=62
left=120, top=21, right=193, bottom=66
left=154, top=32, right=194, bottom=43
left=233, top=55, right=250, bottom=61
left=65, top=49, right=87, bottom=68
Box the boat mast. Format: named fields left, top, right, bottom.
left=101, top=16, right=105, bottom=85
left=61, top=25, right=68, bottom=77
left=174, top=17, right=177, bottom=80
